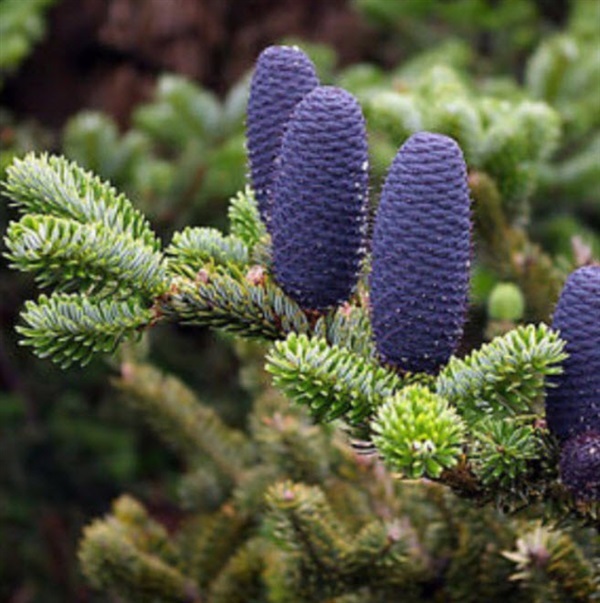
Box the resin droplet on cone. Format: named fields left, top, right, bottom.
left=246, top=46, right=319, bottom=223
left=370, top=132, right=471, bottom=374
left=271, top=86, right=369, bottom=311
left=545, top=265, right=600, bottom=441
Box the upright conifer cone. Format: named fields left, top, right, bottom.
left=247, top=46, right=319, bottom=223
left=545, top=265, right=600, bottom=441
left=559, top=431, right=600, bottom=500
left=370, top=132, right=471, bottom=374
left=271, top=86, right=369, bottom=311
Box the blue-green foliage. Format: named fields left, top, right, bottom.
left=267, top=333, right=404, bottom=425
left=5, top=154, right=159, bottom=248
left=18, top=293, right=154, bottom=368
left=436, top=324, right=566, bottom=422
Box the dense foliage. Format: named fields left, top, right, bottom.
left=1, top=1, right=598, bottom=601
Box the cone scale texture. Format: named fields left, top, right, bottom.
left=271, top=86, right=369, bottom=311
left=246, top=46, right=319, bottom=223
left=545, top=266, right=600, bottom=441
left=370, top=132, right=471, bottom=374
left=559, top=431, right=600, bottom=501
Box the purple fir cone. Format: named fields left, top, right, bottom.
left=370, top=132, right=471, bottom=374
left=271, top=86, right=369, bottom=311
left=247, top=46, right=319, bottom=223
left=559, top=431, right=600, bottom=501
left=545, top=265, right=600, bottom=441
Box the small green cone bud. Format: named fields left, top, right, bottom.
left=487, top=282, right=526, bottom=321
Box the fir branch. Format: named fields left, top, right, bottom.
left=3, top=153, right=159, bottom=249
left=248, top=235, right=273, bottom=268
left=428, top=97, right=484, bottom=164
left=17, top=293, right=153, bottom=368
left=115, top=362, right=253, bottom=481
left=503, top=524, right=597, bottom=602
left=265, top=333, right=404, bottom=425
left=313, top=303, right=375, bottom=358
left=469, top=417, right=544, bottom=488
left=178, top=467, right=227, bottom=512
left=436, top=324, right=567, bottom=422
left=159, top=270, right=310, bottom=340
left=512, top=101, right=561, bottom=162
left=265, top=481, right=350, bottom=576
left=0, top=0, right=56, bottom=76
left=227, top=187, right=267, bottom=249
left=6, top=214, right=168, bottom=299
left=185, top=505, right=251, bottom=593
left=480, top=118, right=536, bottom=215
left=265, top=482, right=418, bottom=599
left=62, top=111, right=151, bottom=184
left=231, top=466, right=281, bottom=513
left=165, top=227, right=249, bottom=279
left=250, top=404, right=337, bottom=486
left=79, top=500, right=200, bottom=603
left=110, top=495, right=178, bottom=561
left=133, top=73, right=223, bottom=144
left=340, top=520, right=417, bottom=588
left=208, top=538, right=268, bottom=603
left=363, top=91, right=422, bottom=145
left=440, top=502, right=518, bottom=602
